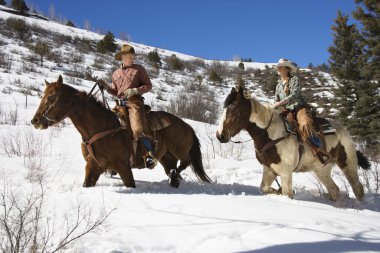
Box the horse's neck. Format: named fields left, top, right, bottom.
left=69, top=100, right=119, bottom=141
left=246, top=100, right=287, bottom=146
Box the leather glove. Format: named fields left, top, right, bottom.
left=123, top=88, right=139, bottom=98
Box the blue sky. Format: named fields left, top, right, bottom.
left=27, top=0, right=358, bottom=67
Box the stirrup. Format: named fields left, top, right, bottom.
left=145, top=151, right=157, bottom=169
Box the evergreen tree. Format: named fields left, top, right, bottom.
left=11, top=0, right=29, bottom=13
left=353, top=0, right=380, bottom=81
left=328, top=11, right=364, bottom=128
left=66, top=20, right=76, bottom=28
left=30, top=40, right=50, bottom=66
left=147, top=49, right=162, bottom=67
left=328, top=9, right=380, bottom=148
left=315, top=63, right=330, bottom=73
left=238, top=61, right=245, bottom=70
left=208, top=70, right=223, bottom=84
left=352, top=1, right=380, bottom=147
left=96, top=32, right=117, bottom=54
left=166, top=54, right=183, bottom=70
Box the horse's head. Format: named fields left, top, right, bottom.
left=216, top=85, right=252, bottom=143
left=31, top=75, right=70, bottom=129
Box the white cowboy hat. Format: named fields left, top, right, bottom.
left=277, top=58, right=298, bottom=74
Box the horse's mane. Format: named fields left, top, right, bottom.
left=62, top=84, right=119, bottom=122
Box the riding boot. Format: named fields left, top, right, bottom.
left=140, top=136, right=157, bottom=169
left=308, top=134, right=331, bottom=165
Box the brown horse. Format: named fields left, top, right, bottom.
left=31, top=75, right=211, bottom=188
left=216, top=85, right=370, bottom=201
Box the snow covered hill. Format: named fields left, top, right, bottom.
left=0, top=7, right=379, bottom=253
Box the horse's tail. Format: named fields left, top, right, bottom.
left=356, top=150, right=371, bottom=170
left=189, top=128, right=212, bottom=183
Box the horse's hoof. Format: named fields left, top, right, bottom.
left=169, top=178, right=180, bottom=188
left=169, top=169, right=180, bottom=188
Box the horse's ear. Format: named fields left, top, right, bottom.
left=45, top=80, right=50, bottom=86
left=57, top=75, right=63, bottom=86
left=237, top=86, right=244, bottom=96
left=231, top=87, right=237, bottom=94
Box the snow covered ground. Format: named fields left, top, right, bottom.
left=0, top=7, right=380, bottom=253
left=1, top=93, right=380, bottom=252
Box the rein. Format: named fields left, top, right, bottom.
left=88, top=81, right=111, bottom=110
left=82, top=81, right=123, bottom=169
left=230, top=112, right=275, bottom=144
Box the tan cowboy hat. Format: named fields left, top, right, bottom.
left=277, top=58, right=298, bottom=74
left=115, top=44, right=136, bottom=61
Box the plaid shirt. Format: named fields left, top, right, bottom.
left=275, top=76, right=306, bottom=111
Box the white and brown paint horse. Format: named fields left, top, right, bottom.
left=216, top=85, right=370, bottom=201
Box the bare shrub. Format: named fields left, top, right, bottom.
left=5, top=18, right=31, bottom=40
left=166, top=84, right=219, bottom=124
left=0, top=181, right=114, bottom=253
left=64, top=64, right=86, bottom=79
left=361, top=160, right=380, bottom=194
left=66, top=76, right=83, bottom=86
left=163, top=54, right=184, bottom=71
left=1, top=128, right=22, bottom=157
left=91, top=55, right=106, bottom=70
left=8, top=100, right=19, bottom=126
left=23, top=129, right=50, bottom=183
left=23, top=61, right=39, bottom=73
left=68, top=51, right=84, bottom=64
left=0, top=50, right=5, bottom=68
left=0, top=103, right=3, bottom=123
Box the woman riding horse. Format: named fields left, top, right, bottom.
left=270, top=59, right=330, bottom=165
left=99, top=44, right=157, bottom=169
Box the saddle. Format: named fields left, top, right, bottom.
left=281, top=113, right=336, bottom=137
left=112, top=103, right=173, bottom=167
left=280, top=110, right=336, bottom=162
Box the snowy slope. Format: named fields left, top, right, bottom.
left=0, top=8, right=380, bottom=253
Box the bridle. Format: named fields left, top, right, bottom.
left=41, top=91, right=64, bottom=123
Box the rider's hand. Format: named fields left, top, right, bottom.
left=123, top=88, right=139, bottom=98
left=270, top=102, right=280, bottom=109
left=98, top=79, right=109, bottom=91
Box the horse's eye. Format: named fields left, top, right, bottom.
left=47, top=96, right=55, bottom=102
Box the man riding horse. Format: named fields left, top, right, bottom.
left=99, top=44, right=157, bottom=169
left=270, top=59, right=330, bottom=165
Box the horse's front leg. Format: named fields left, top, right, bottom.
left=117, top=161, right=136, bottom=188
left=279, top=170, right=294, bottom=199
left=260, top=166, right=282, bottom=195
left=83, top=159, right=101, bottom=187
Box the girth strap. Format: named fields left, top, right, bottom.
left=256, top=133, right=291, bottom=157
left=83, top=127, right=123, bottom=169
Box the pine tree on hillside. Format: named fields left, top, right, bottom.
left=66, top=20, right=76, bottom=27
left=96, top=32, right=117, bottom=54
left=147, top=49, right=162, bottom=67
left=238, top=62, right=245, bottom=70
left=352, top=1, right=380, bottom=148
left=353, top=0, right=380, bottom=81
left=328, top=11, right=364, bottom=128
left=0, top=0, right=7, bottom=6
left=11, top=0, right=29, bottom=13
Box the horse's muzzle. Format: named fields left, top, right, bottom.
left=31, top=116, right=49, bottom=129
left=216, top=132, right=229, bottom=143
